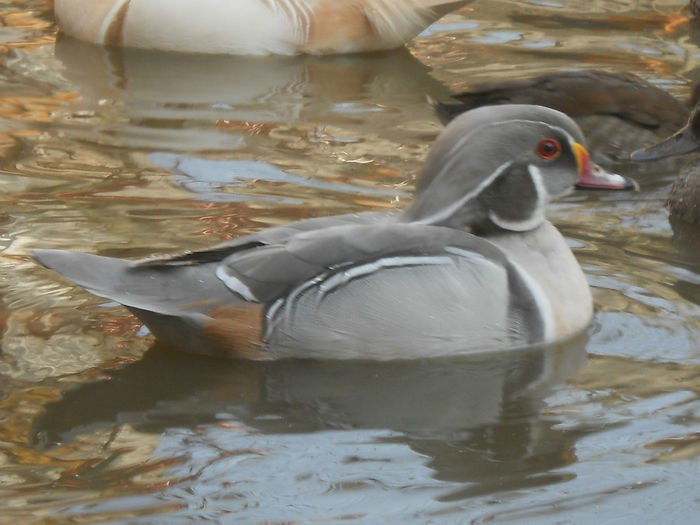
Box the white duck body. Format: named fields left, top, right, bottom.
left=54, top=0, right=470, bottom=55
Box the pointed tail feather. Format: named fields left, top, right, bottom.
left=34, top=249, right=137, bottom=301
left=33, top=249, right=234, bottom=316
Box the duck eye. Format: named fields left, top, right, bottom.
left=536, top=138, right=562, bottom=160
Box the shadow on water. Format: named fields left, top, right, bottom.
left=31, top=335, right=589, bottom=497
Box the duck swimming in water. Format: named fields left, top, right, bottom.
left=34, top=105, right=636, bottom=360
left=632, top=103, right=700, bottom=226
left=432, top=70, right=689, bottom=165
left=53, top=0, right=471, bottom=55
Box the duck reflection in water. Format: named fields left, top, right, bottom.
left=53, top=36, right=454, bottom=151
left=32, top=336, right=588, bottom=498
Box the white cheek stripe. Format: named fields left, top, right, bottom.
left=97, top=0, right=130, bottom=44
left=488, top=164, right=547, bottom=232
left=412, top=118, right=580, bottom=228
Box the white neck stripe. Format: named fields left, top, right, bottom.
left=413, top=160, right=513, bottom=225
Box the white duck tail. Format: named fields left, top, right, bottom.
left=54, top=0, right=470, bottom=55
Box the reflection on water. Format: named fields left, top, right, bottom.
left=147, top=152, right=408, bottom=204
left=27, top=339, right=586, bottom=521
left=32, top=338, right=586, bottom=446
left=0, top=0, right=699, bottom=523
left=52, top=36, right=451, bottom=151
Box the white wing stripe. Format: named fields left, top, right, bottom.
left=97, top=0, right=130, bottom=44
left=318, top=255, right=454, bottom=295
left=215, top=266, right=258, bottom=302
left=264, top=253, right=460, bottom=340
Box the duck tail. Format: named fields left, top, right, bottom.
left=366, top=1, right=467, bottom=45
left=33, top=249, right=230, bottom=315
left=33, top=249, right=136, bottom=302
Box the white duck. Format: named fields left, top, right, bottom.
left=54, top=0, right=471, bottom=55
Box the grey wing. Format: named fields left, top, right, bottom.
left=215, top=221, right=511, bottom=303
left=216, top=222, right=545, bottom=358
left=34, top=221, right=546, bottom=359
left=32, top=212, right=393, bottom=312
left=139, top=211, right=392, bottom=267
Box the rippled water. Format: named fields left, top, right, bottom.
left=0, top=0, right=698, bottom=523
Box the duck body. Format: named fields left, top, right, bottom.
left=667, top=165, right=700, bottom=225
left=35, top=105, right=635, bottom=360
left=35, top=218, right=588, bottom=360
left=54, top=0, right=470, bottom=55
left=632, top=104, right=700, bottom=226
left=433, top=70, right=688, bottom=165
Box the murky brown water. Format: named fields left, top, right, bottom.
left=0, top=0, right=698, bottom=522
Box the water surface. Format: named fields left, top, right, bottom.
left=0, top=0, right=698, bottom=523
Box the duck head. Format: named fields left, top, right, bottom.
left=631, top=104, right=700, bottom=161
left=404, top=104, right=637, bottom=232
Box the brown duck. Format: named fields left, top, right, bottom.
left=632, top=103, right=700, bottom=225
left=433, top=70, right=689, bottom=165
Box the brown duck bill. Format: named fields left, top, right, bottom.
left=630, top=124, right=700, bottom=162
left=573, top=142, right=638, bottom=191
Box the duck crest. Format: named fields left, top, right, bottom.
left=403, top=110, right=583, bottom=231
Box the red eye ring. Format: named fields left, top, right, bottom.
left=536, top=138, right=562, bottom=160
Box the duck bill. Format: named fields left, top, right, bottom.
left=630, top=124, right=700, bottom=161
left=572, top=142, right=638, bottom=191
